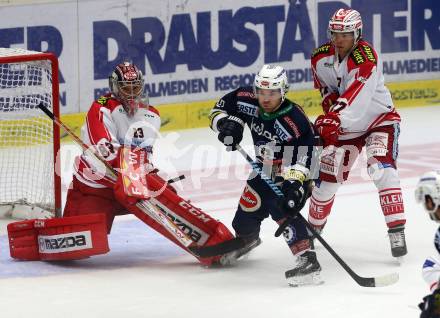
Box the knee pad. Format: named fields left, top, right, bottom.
left=368, top=164, right=400, bottom=190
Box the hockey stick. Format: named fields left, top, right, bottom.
left=168, top=174, right=185, bottom=184
left=190, top=236, right=254, bottom=257
left=234, top=144, right=398, bottom=287
left=37, top=103, right=194, bottom=248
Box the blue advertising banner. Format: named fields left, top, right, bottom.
left=0, top=0, right=438, bottom=113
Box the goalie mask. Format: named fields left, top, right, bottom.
left=254, top=64, right=289, bottom=112
left=328, top=9, right=363, bottom=44
left=109, top=62, right=146, bottom=116
left=415, top=170, right=440, bottom=222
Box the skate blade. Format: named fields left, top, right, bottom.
left=219, top=238, right=262, bottom=266
left=287, top=272, right=324, bottom=287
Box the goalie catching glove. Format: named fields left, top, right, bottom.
left=113, top=146, right=177, bottom=206
left=278, top=165, right=310, bottom=217
left=217, top=115, right=245, bottom=151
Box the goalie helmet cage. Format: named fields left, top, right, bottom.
left=0, top=48, right=61, bottom=218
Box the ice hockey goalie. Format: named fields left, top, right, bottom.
left=7, top=62, right=234, bottom=265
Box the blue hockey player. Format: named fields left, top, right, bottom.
left=416, top=170, right=440, bottom=317
left=209, top=64, right=321, bottom=286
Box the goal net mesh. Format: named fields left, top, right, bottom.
left=0, top=48, right=58, bottom=214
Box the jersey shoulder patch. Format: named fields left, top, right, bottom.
left=311, top=43, right=332, bottom=59
left=96, top=95, right=111, bottom=105
left=359, top=43, right=377, bottom=65
left=349, top=41, right=377, bottom=66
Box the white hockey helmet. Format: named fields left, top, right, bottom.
left=254, top=64, right=289, bottom=102
left=109, top=61, right=146, bottom=115
left=328, top=8, right=363, bottom=42
left=415, top=170, right=440, bottom=222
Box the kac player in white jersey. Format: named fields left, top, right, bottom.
left=307, top=8, right=407, bottom=260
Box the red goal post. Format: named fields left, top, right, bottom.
left=0, top=48, right=61, bottom=218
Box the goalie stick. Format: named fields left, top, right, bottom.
left=190, top=236, right=256, bottom=258
left=37, top=103, right=195, bottom=249
left=233, top=144, right=398, bottom=288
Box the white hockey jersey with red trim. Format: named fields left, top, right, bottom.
left=311, top=39, right=400, bottom=140
left=74, top=94, right=161, bottom=188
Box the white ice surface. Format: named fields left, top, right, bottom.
left=0, top=105, right=439, bottom=318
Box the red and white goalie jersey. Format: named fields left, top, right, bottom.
left=75, top=93, right=161, bottom=188
left=311, top=39, right=400, bottom=140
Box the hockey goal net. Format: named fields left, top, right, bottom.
left=0, top=48, right=61, bottom=219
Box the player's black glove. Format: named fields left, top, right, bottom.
left=278, top=168, right=308, bottom=217
left=419, top=289, right=440, bottom=318
left=217, top=115, right=244, bottom=151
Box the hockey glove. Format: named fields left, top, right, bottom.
left=419, top=289, right=440, bottom=318
left=217, top=115, right=244, bottom=151
left=315, top=112, right=341, bottom=147
left=278, top=168, right=308, bottom=217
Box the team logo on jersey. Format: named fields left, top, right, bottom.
left=250, top=122, right=279, bottom=142
left=237, top=102, right=258, bottom=117
left=239, top=184, right=261, bottom=212
left=274, top=119, right=292, bottom=141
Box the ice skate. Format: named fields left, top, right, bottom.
left=388, top=225, right=407, bottom=261
left=285, top=251, right=323, bottom=287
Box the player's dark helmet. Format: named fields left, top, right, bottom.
left=109, top=62, right=146, bottom=116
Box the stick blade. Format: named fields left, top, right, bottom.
left=189, top=237, right=247, bottom=258
left=356, top=272, right=399, bottom=287
left=373, top=272, right=399, bottom=287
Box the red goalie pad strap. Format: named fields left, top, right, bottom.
left=8, top=214, right=109, bottom=261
